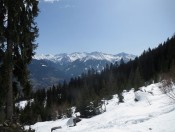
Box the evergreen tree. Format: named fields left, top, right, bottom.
left=0, top=0, right=39, bottom=120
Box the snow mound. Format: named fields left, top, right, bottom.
left=27, top=82, right=175, bottom=132
left=15, top=99, right=34, bottom=110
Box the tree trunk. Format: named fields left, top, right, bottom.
left=6, top=39, right=13, bottom=120
left=6, top=4, right=13, bottom=119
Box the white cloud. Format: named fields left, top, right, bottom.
left=61, top=4, right=75, bottom=9
left=42, top=0, right=60, bottom=3
left=40, top=0, right=75, bottom=8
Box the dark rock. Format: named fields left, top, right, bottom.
left=75, top=117, right=81, bottom=123
left=51, top=126, right=62, bottom=132
left=134, top=98, right=139, bottom=102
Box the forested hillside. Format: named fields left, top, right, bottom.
left=16, top=35, right=175, bottom=124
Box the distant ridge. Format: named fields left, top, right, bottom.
left=33, top=52, right=136, bottom=63
left=29, top=52, right=136, bottom=89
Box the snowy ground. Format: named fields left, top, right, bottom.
left=26, top=82, right=175, bottom=132
left=15, top=99, right=34, bottom=110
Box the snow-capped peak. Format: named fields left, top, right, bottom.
left=33, top=52, right=136, bottom=63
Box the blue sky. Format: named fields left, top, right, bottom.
left=36, top=0, right=175, bottom=55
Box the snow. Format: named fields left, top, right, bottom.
left=26, top=82, right=175, bottom=132
left=67, top=52, right=87, bottom=62
left=15, top=99, right=34, bottom=110
left=33, top=52, right=136, bottom=63
left=42, top=64, right=47, bottom=67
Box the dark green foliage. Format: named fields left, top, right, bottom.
left=76, top=99, right=105, bottom=118
left=0, top=107, right=6, bottom=123
left=0, top=0, right=39, bottom=120
left=19, top=101, right=49, bottom=125
left=118, top=93, right=124, bottom=103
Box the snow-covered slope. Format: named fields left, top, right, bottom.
left=26, top=82, right=175, bottom=132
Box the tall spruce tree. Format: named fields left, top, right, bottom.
left=0, top=0, right=39, bottom=120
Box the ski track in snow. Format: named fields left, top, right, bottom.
left=26, top=83, right=175, bottom=132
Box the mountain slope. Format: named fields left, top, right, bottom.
left=26, top=82, right=175, bottom=132
left=29, top=52, right=136, bottom=89
left=33, top=52, right=136, bottom=64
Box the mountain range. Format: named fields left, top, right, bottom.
left=29, top=52, right=136, bottom=89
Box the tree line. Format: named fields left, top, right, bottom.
left=17, top=34, right=175, bottom=124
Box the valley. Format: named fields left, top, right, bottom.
left=29, top=52, right=136, bottom=89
